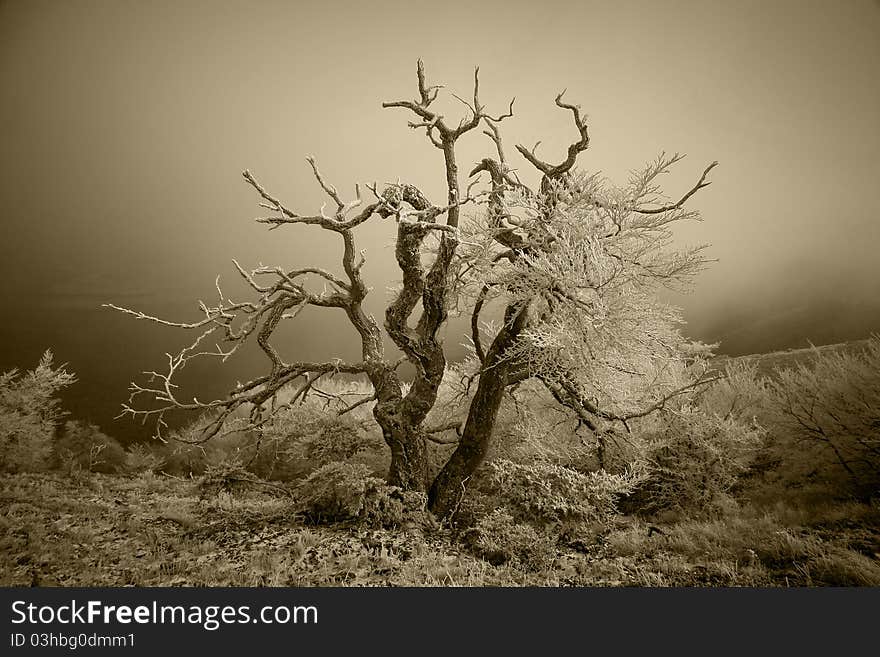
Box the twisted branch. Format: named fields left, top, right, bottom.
left=516, top=90, right=590, bottom=181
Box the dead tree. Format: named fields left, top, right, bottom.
left=107, top=62, right=719, bottom=518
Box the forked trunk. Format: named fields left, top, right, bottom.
left=427, top=360, right=510, bottom=518
left=427, top=303, right=528, bottom=518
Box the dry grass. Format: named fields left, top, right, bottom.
left=2, top=469, right=877, bottom=587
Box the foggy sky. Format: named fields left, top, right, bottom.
left=1, top=0, right=879, bottom=443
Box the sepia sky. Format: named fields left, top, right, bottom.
left=1, top=0, right=879, bottom=442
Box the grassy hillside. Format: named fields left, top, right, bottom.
left=2, top=338, right=879, bottom=587
left=2, top=469, right=878, bottom=587
left=712, top=338, right=875, bottom=378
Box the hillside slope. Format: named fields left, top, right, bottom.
left=712, top=338, right=875, bottom=378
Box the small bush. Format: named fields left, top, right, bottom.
left=482, top=458, right=638, bottom=526
left=152, top=417, right=249, bottom=478
left=0, top=350, right=76, bottom=473
left=250, top=410, right=383, bottom=482
left=163, top=403, right=387, bottom=483
left=624, top=406, right=763, bottom=514
left=294, top=461, right=407, bottom=527
left=198, top=459, right=256, bottom=497
left=767, top=337, right=880, bottom=496
left=124, top=443, right=166, bottom=474
left=53, top=420, right=127, bottom=474
left=302, top=417, right=377, bottom=466
left=462, top=509, right=556, bottom=570
left=155, top=440, right=208, bottom=477
left=699, top=360, right=771, bottom=424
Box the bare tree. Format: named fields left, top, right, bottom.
left=107, top=62, right=718, bottom=518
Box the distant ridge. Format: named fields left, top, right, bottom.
left=689, top=296, right=880, bottom=359
left=711, top=337, right=875, bottom=378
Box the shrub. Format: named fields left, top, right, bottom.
left=153, top=416, right=249, bottom=478
left=53, top=420, right=127, bottom=474
left=767, top=337, right=880, bottom=496
left=164, top=403, right=387, bottom=483
left=294, top=461, right=409, bottom=527
left=481, top=458, right=639, bottom=526
left=249, top=408, right=383, bottom=482
left=198, top=459, right=255, bottom=497
left=0, top=351, right=76, bottom=473
left=234, top=428, right=306, bottom=483
left=699, top=360, right=771, bottom=424
left=303, top=416, right=377, bottom=465
left=624, top=407, right=763, bottom=514
left=124, top=443, right=167, bottom=474
left=286, top=407, right=383, bottom=467
left=155, top=440, right=208, bottom=477
left=462, top=509, right=556, bottom=570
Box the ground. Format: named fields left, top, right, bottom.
left=3, top=471, right=878, bottom=587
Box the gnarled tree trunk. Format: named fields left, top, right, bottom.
left=374, top=401, right=430, bottom=492
left=428, top=303, right=529, bottom=517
